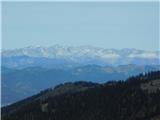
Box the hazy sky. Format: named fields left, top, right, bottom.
left=2, top=2, right=159, bottom=50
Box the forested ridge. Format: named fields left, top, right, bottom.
left=2, top=71, right=160, bottom=120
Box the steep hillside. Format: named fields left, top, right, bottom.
left=2, top=71, right=160, bottom=120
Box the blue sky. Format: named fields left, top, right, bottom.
left=2, top=2, right=159, bottom=50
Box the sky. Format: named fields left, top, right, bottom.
left=2, top=2, right=159, bottom=50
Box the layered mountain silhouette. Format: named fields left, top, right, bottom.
left=1, top=46, right=160, bottom=107
left=2, top=64, right=160, bottom=106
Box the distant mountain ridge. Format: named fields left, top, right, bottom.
left=2, top=45, right=160, bottom=68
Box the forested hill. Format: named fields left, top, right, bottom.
left=2, top=71, right=160, bottom=120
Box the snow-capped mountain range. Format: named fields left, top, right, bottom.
left=2, top=45, right=160, bottom=68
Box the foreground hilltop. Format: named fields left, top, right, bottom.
left=2, top=71, right=160, bottom=120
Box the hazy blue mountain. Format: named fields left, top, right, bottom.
left=2, top=45, right=160, bottom=68
left=2, top=64, right=160, bottom=106
left=2, top=55, right=79, bottom=69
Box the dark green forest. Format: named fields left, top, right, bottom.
left=2, top=71, right=160, bottom=120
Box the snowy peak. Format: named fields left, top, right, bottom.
left=2, top=45, right=159, bottom=59
left=2, top=45, right=160, bottom=68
